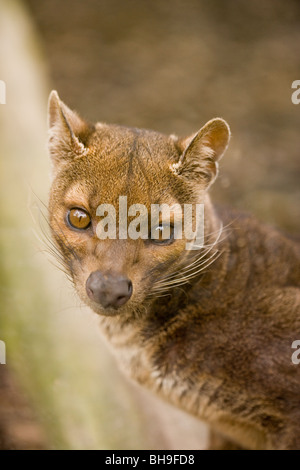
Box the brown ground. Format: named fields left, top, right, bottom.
left=0, top=367, right=46, bottom=450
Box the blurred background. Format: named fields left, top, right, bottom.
left=0, top=0, right=299, bottom=449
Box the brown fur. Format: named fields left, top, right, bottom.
left=47, top=90, right=300, bottom=450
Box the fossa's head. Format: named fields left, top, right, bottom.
left=48, top=91, right=230, bottom=317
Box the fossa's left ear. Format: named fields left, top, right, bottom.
left=172, top=118, right=231, bottom=188
left=48, top=90, right=94, bottom=173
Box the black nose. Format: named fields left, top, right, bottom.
left=86, top=271, right=133, bottom=309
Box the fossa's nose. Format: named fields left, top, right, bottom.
left=86, top=271, right=133, bottom=309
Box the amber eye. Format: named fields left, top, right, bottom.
left=151, top=224, right=174, bottom=245
left=67, top=208, right=91, bottom=230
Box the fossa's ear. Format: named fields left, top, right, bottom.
left=172, top=118, right=230, bottom=188
left=48, top=90, right=94, bottom=173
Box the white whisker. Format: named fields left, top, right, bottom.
left=152, top=250, right=221, bottom=292
left=149, top=220, right=226, bottom=296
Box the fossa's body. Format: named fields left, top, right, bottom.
left=48, top=91, right=300, bottom=449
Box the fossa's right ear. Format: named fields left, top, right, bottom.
left=172, top=118, right=230, bottom=189
left=48, top=90, right=94, bottom=174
